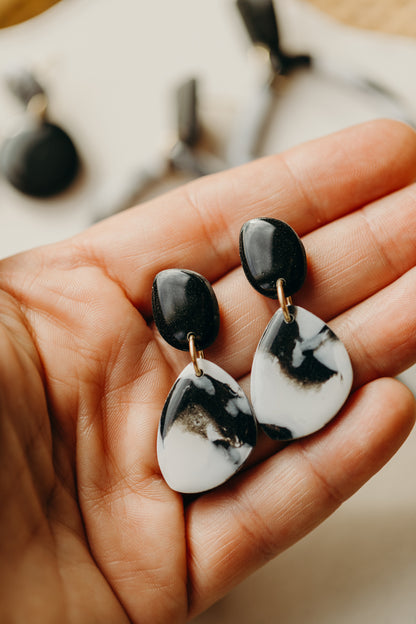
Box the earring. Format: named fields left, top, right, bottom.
left=0, top=68, right=80, bottom=197
left=152, top=269, right=257, bottom=494
left=239, top=218, right=353, bottom=441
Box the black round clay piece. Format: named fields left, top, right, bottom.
left=239, top=217, right=307, bottom=298
left=0, top=121, right=79, bottom=197
left=152, top=269, right=220, bottom=351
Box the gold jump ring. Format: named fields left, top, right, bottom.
left=276, top=279, right=293, bottom=323
left=188, top=333, right=204, bottom=377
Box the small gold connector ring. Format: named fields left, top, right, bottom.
left=276, top=278, right=293, bottom=323
left=188, top=333, right=204, bottom=377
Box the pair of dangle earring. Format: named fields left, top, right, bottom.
left=240, top=217, right=353, bottom=441
left=153, top=219, right=353, bottom=494
left=152, top=269, right=257, bottom=494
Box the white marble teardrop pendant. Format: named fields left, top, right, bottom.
left=157, top=359, right=257, bottom=494
left=251, top=306, right=353, bottom=440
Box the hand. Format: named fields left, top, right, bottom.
left=1, top=119, right=415, bottom=624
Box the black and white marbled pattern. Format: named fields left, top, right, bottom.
left=251, top=306, right=353, bottom=440
left=157, top=359, right=256, bottom=493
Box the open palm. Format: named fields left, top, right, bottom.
left=1, top=120, right=416, bottom=624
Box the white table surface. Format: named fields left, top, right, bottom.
left=0, top=1, right=415, bottom=622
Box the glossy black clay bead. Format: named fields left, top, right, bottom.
left=0, top=121, right=79, bottom=197
left=152, top=269, right=220, bottom=351
left=239, top=217, right=307, bottom=298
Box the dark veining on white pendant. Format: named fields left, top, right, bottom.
left=260, top=422, right=293, bottom=440
left=158, top=360, right=256, bottom=493
left=160, top=372, right=256, bottom=451
left=251, top=306, right=353, bottom=441
left=268, top=307, right=339, bottom=388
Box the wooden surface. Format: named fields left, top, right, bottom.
left=0, top=0, right=60, bottom=28
left=304, top=0, right=416, bottom=37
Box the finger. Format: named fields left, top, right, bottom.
left=78, top=120, right=416, bottom=316
left=299, top=181, right=416, bottom=321
left=185, top=377, right=415, bottom=617
left=332, top=267, right=416, bottom=388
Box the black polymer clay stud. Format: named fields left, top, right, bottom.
left=152, top=268, right=257, bottom=494
left=240, top=217, right=353, bottom=441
